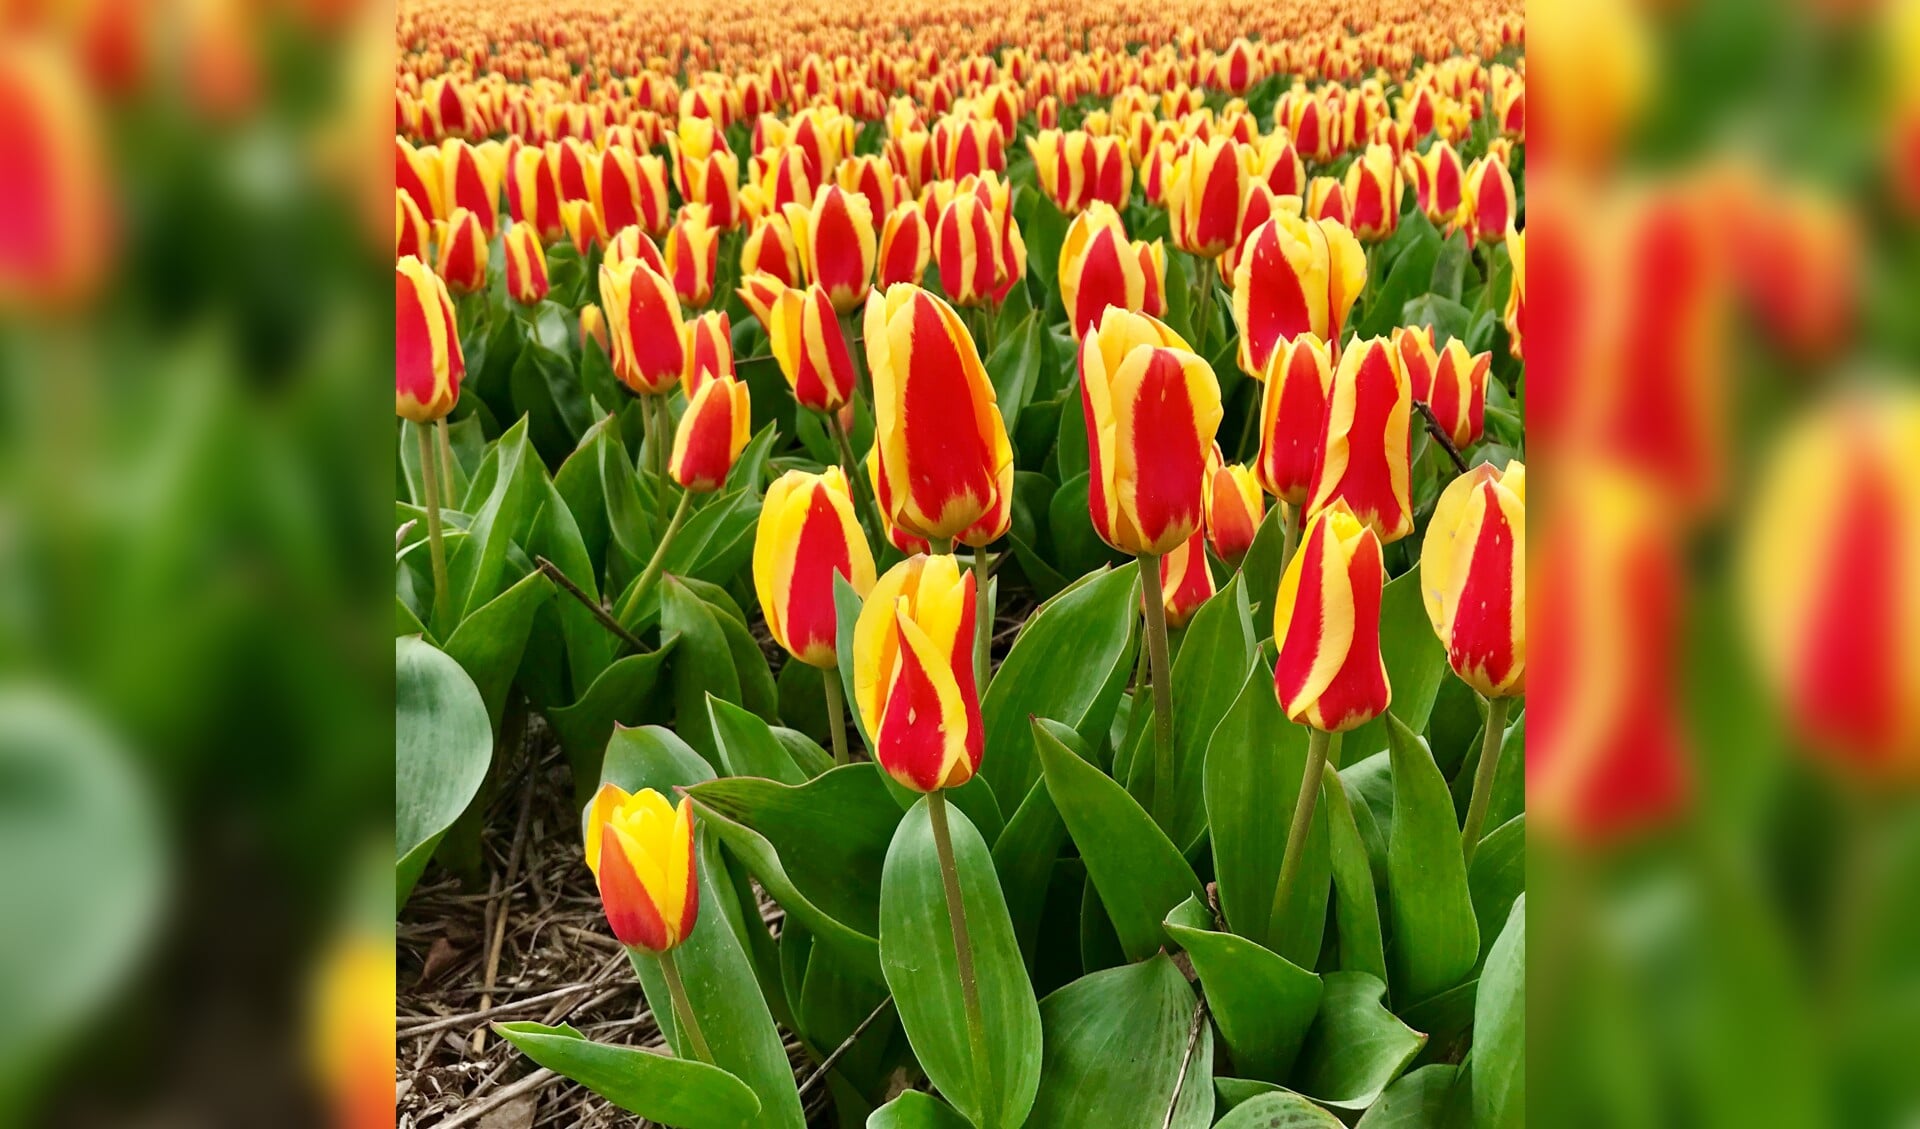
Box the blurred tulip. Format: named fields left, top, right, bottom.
left=933, top=192, right=1004, bottom=307
left=595, top=146, right=670, bottom=238
left=1167, top=136, right=1247, bottom=257
left=1080, top=308, right=1225, bottom=556
left=736, top=271, right=786, bottom=335
left=599, top=257, right=685, bottom=396
left=1344, top=143, right=1404, bottom=242
left=396, top=256, right=465, bottom=422
left=1505, top=224, right=1525, bottom=359
left=877, top=203, right=932, bottom=288
left=682, top=311, right=733, bottom=396
left=1255, top=335, right=1333, bottom=506
left=1230, top=213, right=1366, bottom=377
left=584, top=785, right=698, bottom=952
left=562, top=198, right=603, bottom=256
left=605, top=225, right=666, bottom=274
left=1253, top=131, right=1306, bottom=198
left=754, top=467, right=877, bottom=669
left=665, top=205, right=720, bottom=308
left=1424, top=338, right=1491, bottom=449
left=1139, top=240, right=1169, bottom=317
left=504, top=220, right=550, bottom=305
left=1305, top=176, right=1349, bottom=225
left=1159, top=528, right=1217, bottom=628
left=853, top=554, right=984, bottom=792
left=1059, top=202, right=1147, bottom=341
left=769, top=283, right=858, bottom=413
left=1205, top=455, right=1264, bottom=565
left=1029, top=129, right=1133, bottom=214
left=397, top=137, right=443, bottom=225
left=669, top=375, right=751, bottom=493
left=741, top=213, right=803, bottom=287
left=1273, top=501, right=1391, bottom=732
left=434, top=208, right=489, bottom=295
left=1423, top=462, right=1527, bottom=698
left=580, top=304, right=609, bottom=356
left=396, top=190, right=430, bottom=261
left=1461, top=153, right=1516, bottom=246
left=507, top=141, right=564, bottom=242
left=1307, top=335, right=1412, bottom=543
left=1407, top=140, right=1466, bottom=228
left=787, top=185, right=877, bottom=313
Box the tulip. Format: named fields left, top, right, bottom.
left=1306, top=335, right=1413, bottom=544
left=397, top=190, right=430, bottom=261
left=1205, top=456, right=1264, bottom=565
left=1166, top=136, right=1247, bottom=258
left=665, top=205, right=720, bottom=308
left=933, top=192, right=1005, bottom=307
left=599, top=257, right=686, bottom=396
left=787, top=185, right=877, bottom=313
left=740, top=214, right=802, bottom=287
left=769, top=283, right=858, bottom=413
left=877, top=203, right=932, bottom=287
left=1058, top=202, right=1146, bottom=340
left=1407, top=140, right=1466, bottom=227
left=397, top=255, right=464, bottom=627
left=682, top=310, right=733, bottom=396
left=1230, top=213, right=1366, bottom=378
left=435, top=207, right=489, bottom=295
left=1139, top=240, right=1168, bottom=317
left=749, top=146, right=817, bottom=220
left=1029, top=129, right=1132, bottom=214
left=669, top=374, right=751, bottom=493
left=1158, top=527, right=1216, bottom=628
left=736, top=271, right=786, bottom=335
left=668, top=119, right=741, bottom=230
left=1216, top=183, right=1293, bottom=287
left=1344, top=143, right=1404, bottom=242
left=594, top=146, right=670, bottom=238
left=503, top=220, right=550, bottom=305
left=755, top=467, right=878, bottom=762
left=580, top=304, right=609, bottom=356
left=1252, top=131, right=1306, bottom=198
left=1422, top=338, right=1492, bottom=450
left=853, top=553, right=984, bottom=793
left=837, top=154, right=905, bottom=221
left=605, top=225, right=666, bottom=275
left=397, top=137, right=443, bottom=225
left=507, top=142, right=563, bottom=243
left=1461, top=153, right=1515, bottom=246
left=561, top=198, right=603, bottom=256
left=1305, top=176, right=1349, bottom=225
left=887, top=129, right=939, bottom=195
left=865, top=285, right=1016, bottom=544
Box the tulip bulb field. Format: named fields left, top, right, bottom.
left=396, top=0, right=1526, bottom=1124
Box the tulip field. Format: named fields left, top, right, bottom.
left=396, top=1, right=1526, bottom=1125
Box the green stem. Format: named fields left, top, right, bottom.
left=417, top=422, right=454, bottom=632
left=434, top=416, right=458, bottom=505
left=930, top=536, right=955, bottom=555
left=1278, top=502, right=1301, bottom=575
left=657, top=945, right=715, bottom=1065
left=928, top=790, right=992, bottom=1120
left=826, top=409, right=881, bottom=541
left=971, top=547, right=992, bottom=688
left=650, top=395, right=674, bottom=532
left=823, top=669, right=849, bottom=766
left=615, top=488, right=695, bottom=629
left=1268, top=727, right=1337, bottom=942
left=1137, top=553, right=1175, bottom=821
left=1191, top=262, right=1215, bottom=349
left=1459, top=694, right=1512, bottom=868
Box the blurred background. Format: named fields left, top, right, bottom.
left=0, top=0, right=392, bottom=1125
left=1530, top=0, right=1920, bottom=1126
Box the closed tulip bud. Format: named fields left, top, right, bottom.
left=599, top=257, right=686, bottom=396
left=1059, top=202, right=1147, bottom=340
left=594, top=146, right=669, bottom=238
left=435, top=207, right=489, bottom=295
left=1423, top=339, right=1492, bottom=449
left=580, top=304, right=609, bottom=356
left=1307, top=336, right=1413, bottom=544
left=786, top=186, right=877, bottom=313
left=733, top=214, right=793, bottom=286
left=1158, top=528, right=1217, bottom=628
left=865, top=284, right=1016, bottom=542
left=1461, top=154, right=1515, bottom=246
left=877, top=203, right=932, bottom=287
left=1230, top=213, right=1367, bottom=377
left=503, top=221, right=550, bottom=305
left=397, top=138, right=444, bottom=225
left=769, top=283, right=858, bottom=412
left=507, top=142, right=564, bottom=243
left=753, top=146, right=817, bottom=219
left=887, top=130, right=939, bottom=196
left=755, top=468, right=878, bottom=667
left=853, top=554, right=984, bottom=792
left=1273, top=501, right=1391, bottom=732
left=1255, top=336, right=1333, bottom=505
left=1305, top=176, right=1349, bottom=225
left=1080, top=308, right=1225, bottom=556
left=397, top=190, right=430, bottom=261
left=604, top=225, right=666, bottom=275
left=933, top=193, right=1004, bottom=307
left=1504, top=225, right=1525, bottom=360
left=1344, top=143, right=1404, bottom=242
left=1423, top=462, right=1526, bottom=698
left=396, top=256, right=465, bottom=423
left=584, top=785, right=698, bottom=952
left=1254, top=132, right=1306, bottom=198
left=736, top=271, right=786, bottom=335
left=1407, top=140, right=1465, bottom=227
left=561, top=198, right=603, bottom=256
left=665, top=205, right=720, bottom=308
left=669, top=375, right=751, bottom=493
left=1205, top=455, right=1264, bottom=564
left=1167, top=136, right=1247, bottom=258
left=682, top=311, right=733, bottom=396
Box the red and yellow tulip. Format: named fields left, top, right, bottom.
left=1166, top=136, right=1247, bottom=258
left=754, top=467, right=877, bottom=668
left=584, top=785, right=698, bottom=953
left=599, top=257, right=686, bottom=396
left=434, top=207, right=489, bottom=295
left=1273, top=501, right=1391, bottom=732
left=877, top=203, right=932, bottom=288
left=769, top=283, right=858, bottom=413
left=665, top=205, right=720, bottom=308
left=396, top=256, right=465, bottom=423
left=1461, top=152, right=1515, bottom=246
left=503, top=220, right=549, bottom=305
left=1205, top=455, right=1264, bottom=565
left=1158, top=527, right=1217, bottom=628
left=1423, top=461, right=1526, bottom=698
left=1058, top=202, right=1148, bottom=341
left=1306, top=335, right=1413, bottom=544
left=1420, top=338, right=1492, bottom=449
left=853, top=554, right=984, bottom=792
left=1255, top=335, right=1334, bottom=505
left=1230, top=213, right=1366, bottom=378
left=741, top=213, right=803, bottom=287
left=1343, top=143, right=1404, bottom=242
left=682, top=311, right=733, bottom=396
left=594, top=145, right=670, bottom=238
left=397, top=190, right=430, bottom=261
left=669, top=374, right=751, bottom=493
left=787, top=185, right=877, bottom=313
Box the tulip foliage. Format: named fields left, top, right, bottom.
left=395, top=3, right=1527, bottom=1127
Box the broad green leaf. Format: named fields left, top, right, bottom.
left=1469, top=814, right=1525, bottom=971
left=985, top=311, right=1043, bottom=434
left=1026, top=955, right=1213, bottom=1129
left=1047, top=472, right=1121, bottom=579
left=396, top=637, right=493, bottom=904
left=775, top=659, right=833, bottom=748
left=547, top=641, right=677, bottom=809
left=1472, top=897, right=1525, bottom=1129
left=991, top=722, right=1079, bottom=961
left=447, top=418, right=538, bottom=632
left=795, top=942, right=897, bottom=1103
left=663, top=576, right=744, bottom=763
left=980, top=565, right=1139, bottom=806
left=495, top=1022, right=760, bottom=1129
left=1035, top=720, right=1204, bottom=962
left=1356, top=219, right=1442, bottom=339
left=597, top=724, right=715, bottom=799
left=1239, top=503, right=1288, bottom=625
left=1295, top=973, right=1427, bottom=1110
left=1386, top=714, right=1478, bottom=1005
left=662, top=489, right=763, bottom=585
left=702, top=592, right=780, bottom=724
left=1214, top=1092, right=1344, bottom=1129
left=441, top=568, right=553, bottom=730
left=880, top=798, right=1042, bottom=1129
left=510, top=342, right=593, bottom=469
left=1325, top=768, right=1388, bottom=985
left=1353, top=1064, right=1465, bottom=1129
left=709, top=696, right=806, bottom=784
left=1205, top=659, right=1327, bottom=965
left=527, top=477, right=615, bottom=698
left=868, top=1091, right=972, bottom=1129
left=773, top=727, right=835, bottom=778
left=1342, top=565, right=1449, bottom=764
left=1163, top=908, right=1322, bottom=1082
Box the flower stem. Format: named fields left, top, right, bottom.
left=931, top=537, right=955, bottom=555
left=1459, top=694, right=1512, bottom=869
left=1268, top=727, right=1337, bottom=942
left=615, top=487, right=694, bottom=630
left=826, top=409, right=881, bottom=542
left=434, top=416, right=459, bottom=504
left=823, top=669, right=849, bottom=765
left=971, top=547, right=992, bottom=687
left=1191, top=263, right=1215, bottom=349
left=1278, top=502, right=1301, bottom=574
left=648, top=395, right=672, bottom=532
left=1137, top=552, right=1176, bottom=822
left=928, top=790, right=992, bottom=1120
left=416, top=422, right=454, bottom=632
left=657, top=946, right=715, bottom=1065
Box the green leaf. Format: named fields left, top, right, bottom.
left=547, top=642, right=677, bottom=809
left=1353, top=1065, right=1465, bottom=1129
left=697, top=585, right=780, bottom=723
left=985, top=311, right=1043, bottom=434
left=1214, top=1092, right=1345, bottom=1129
left=1324, top=769, right=1389, bottom=985
left=662, top=489, right=763, bottom=585
left=510, top=342, right=594, bottom=466
left=396, top=637, right=493, bottom=904
left=527, top=477, right=615, bottom=699
left=1385, top=714, right=1478, bottom=1005
left=867, top=1091, right=973, bottom=1129
left=441, top=568, right=553, bottom=730
left=598, top=724, right=716, bottom=799
left=447, top=418, right=539, bottom=632
left=709, top=696, right=807, bottom=784
left=980, top=565, right=1139, bottom=806
left=1035, top=719, right=1204, bottom=962
left=991, top=722, right=1078, bottom=961
left=1026, top=955, right=1214, bottom=1129
left=1205, top=659, right=1328, bottom=965
left=1239, top=504, right=1288, bottom=624
left=1163, top=907, right=1322, bottom=1082
left=495, top=1022, right=761, bottom=1129
left=1047, top=472, right=1121, bottom=579
left=1053, top=385, right=1089, bottom=484
left=1356, top=218, right=1442, bottom=339
left=1469, top=814, right=1524, bottom=971
left=1295, top=973, right=1427, bottom=1110
left=1472, top=897, right=1525, bottom=1129
left=879, top=798, right=1042, bottom=1129
left=1342, top=564, right=1449, bottom=764
left=663, top=576, right=745, bottom=763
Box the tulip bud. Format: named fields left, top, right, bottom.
left=1159, top=527, right=1217, bottom=628
left=786, top=185, right=877, bottom=313
left=605, top=225, right=666, bottom=275
left=507, top=142, right=563, bottom=243
left=1230, top=213, right=1366, bottom=378
left=877, top=203, right=932, bottom=287
left=435, top=207, right=489, bottom=295
left=504, top=220, right=550, bottom=305
left=1059, top=202, right=1147, bottom=340
left=1461, top=154, right=1515, bottom=247
left=1139, top=240, right=1168, bottom=317
left=853, top=554, right=984, bottom=792
left=1253, top=132, right=1306, bottom=198
left=682, top=310, right=733, bottom=396
left=1255, top=336, right=1333, bottom=506
left=599, top=257, right=686, bottom=396
left=561, top=198, right=603, bottom=256
left=754, top=467, right=878, bottom=667
left=1423, top=338, right=1492, bottom=449
left=1307, top=335, right=1413, bottom=544
left=398, top=137, right=443, bottom=227
left=1205, top=456, right=1264, bottom=564
left=1079, top=308, right=1225, bottom=556
left=1305, top=176, right=1349, bottom=225
left=769, top=283, right=858, bottom=413
left=1504, top=225, right=1525, bottom=360
left=396, top=256, right=465, bottom=423
left=669, top=375, right=751, bottom=493
left=1407, top=140, right=1465, bottom=227
left=933, top=193, right=1004, bottom=307
left=736, top=271, right=786, bottom=335
left=580, top=304, right=609, bottom=356
left=741, top=214, right=802, bottom=287
left=1393, top=324, right=1439, bottom=403
left=1167, top=136, right=1247, bottom=257
left=992, top=218, right=1028, bottom=306
left=1423, top=462, right=1526, bottom=698
left=864, top=284, right=1016, bottom=542
left=397, top=190, right=430, bottom=261
left=665, top=205, right=720, bottom=308
left=594, top=145, right=669, bottom=238
left=1344, top=143, right=1403, bottom=242
left=584, top=785, right=698, bottom=952
left=1273, top=501, right=1391, bottom=732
